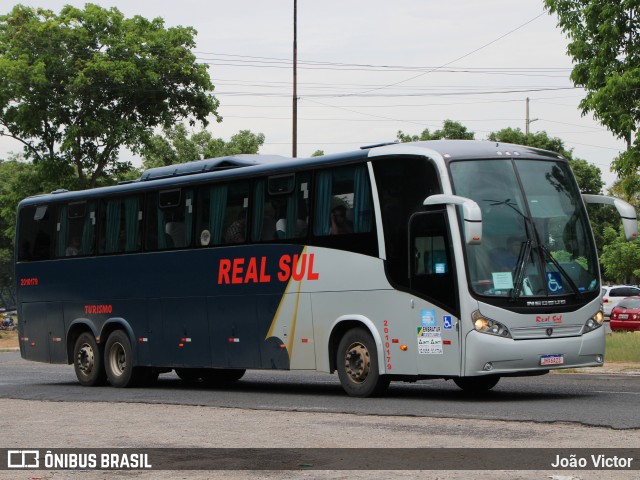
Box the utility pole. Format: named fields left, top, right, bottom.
left=525, top=97, right=538, bottom=135
left=292, top=0, right=297, bottom=158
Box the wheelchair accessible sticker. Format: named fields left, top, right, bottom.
left=546, top=272, right=564, bottom=293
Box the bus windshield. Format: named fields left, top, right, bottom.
left=450, top=158, right=599, bottom=298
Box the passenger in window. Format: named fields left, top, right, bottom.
left=330, top=205, right=353, bottom=235
left=65, top=236, right=81, bottom=256
left=225, top=211, right=246, bottom=244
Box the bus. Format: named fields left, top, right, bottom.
left=15, top=140, right=637, bottom=397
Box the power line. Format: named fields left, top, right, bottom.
left=343, top=12, right=547, bottom=97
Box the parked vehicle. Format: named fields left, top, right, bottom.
left=601, top=285, right=640, bottom=317
left=610, top=297, right=640, bottom=332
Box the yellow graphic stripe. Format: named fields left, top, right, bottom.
left=265, top=247, right=307, bottom=361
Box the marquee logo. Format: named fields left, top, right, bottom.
left=7, top=450, right=39, bottom=468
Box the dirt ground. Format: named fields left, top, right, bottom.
left=0, top=330, right=17, bottom=350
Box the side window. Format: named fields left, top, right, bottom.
left=197, top=181, right=249, bottom=246
left=17, top=204, right=55, bottom=261
left=310, top=164, right=378, bottom=257
left=610, top=288, right=624, bottom=297
left=99, top=196, right=143, bottom=254
left=313, top=165, right=373, bottom=236
left=56, top=201, right=97, bottom=257
left=252, top=173, right=310, bottom=242
left=145, top=189, right=194, bottom=251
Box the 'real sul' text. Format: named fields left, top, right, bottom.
left=217, top=253, right=319, bottom=285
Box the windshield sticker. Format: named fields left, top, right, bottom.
left=546, top=272, right=564, bottom=293
left=492, top=271, right=514, bottom=290
left=420, top=310, right=436, bottom=327
left=442, top=316, right=453, bottom=329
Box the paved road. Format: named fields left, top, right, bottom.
left=1, top=352, right=639, bottom=430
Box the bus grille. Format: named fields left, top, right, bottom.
left=510, top=324, right=584, bottom=340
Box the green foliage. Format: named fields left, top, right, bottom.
left=311, top=150, right=325, bottom=157
left=141, top=125, right=265, bottom=169
left=544, top=1, right=640, bottom=195
left=0, top=4, right=219, bottom=189
left=397, top=119, right=474, bottom=142
left=600, top=226, right=640, bottom=283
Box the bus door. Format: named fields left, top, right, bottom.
left=409, top=211, right=461, bottom=376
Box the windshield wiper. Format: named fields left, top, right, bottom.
left=510, top=239, right=532, bottom=300
left=538, top=244, right=582, bottom=298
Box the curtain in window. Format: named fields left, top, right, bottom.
left=156, top=205, right=167, bottom=250
left=252, top=180, right=265, bottom=241
left=81, top=204, right=96, bottom=255
left=285, top=192, right=304, bottom=238
left=56, top=207, right=68, bottom=257
left=184, top=190, right=193, bottom=246
left=105, top=200, right=121, bottom=253
left=124, top=197, right=140, bottom=252
left=314, top=171, right=333, bottom=236
left=353, top=166, right=372, bottom=233
left=209, top=185, right=228, bottom=245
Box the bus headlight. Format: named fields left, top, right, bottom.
left=583, top=310, right=604, bottom=333
left=471, top=310, right=512, bottom=338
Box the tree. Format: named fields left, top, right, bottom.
left=600, top=226, right=640, bottom=283
left=544, top=1, right=640, bottom=190
left=0, top=155, right=55, bottom=308
left=0, top=4, right=219, bottom=189
left=141, top=125, right=265, bottom=169
left=397, top=119, right=474, bottom=142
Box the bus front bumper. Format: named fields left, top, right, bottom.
left=463, top=328, right=605, bottom=376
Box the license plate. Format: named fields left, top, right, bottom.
left=619, top=314, right=628, bottom=319
left=540, top=354, right=564, bottom=366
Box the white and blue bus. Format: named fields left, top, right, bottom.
left=15, top=140, right=637, bottom=396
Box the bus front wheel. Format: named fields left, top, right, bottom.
left=453, top=376, right=500, bottom=392
left=336, top=328, right=390, bottom=397
left=73, top=332, right=106, bottom=386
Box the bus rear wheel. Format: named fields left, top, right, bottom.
left=453, top=376, right=500, bottom=392
left=336, top=327, right=390, bottom=397
left=73, top=332, right=106, bottom=386
left=104, top=330, right=148, bottom=388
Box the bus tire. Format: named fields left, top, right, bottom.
left=336, top=327, right=390, bottom=397
left=200, top=368, right=246, bottom=384
left=104, top=330, right=141, bottom=388
left=453, top=376, right=500, bottom=392
left=73, top=332, right=106, bottom=386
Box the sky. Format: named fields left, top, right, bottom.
left=0, top=0, right=628, bottom=189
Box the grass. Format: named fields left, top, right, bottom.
left=605, top=331, right=640, bottom=363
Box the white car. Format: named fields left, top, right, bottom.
left=601, top=285, right=640, bottom=316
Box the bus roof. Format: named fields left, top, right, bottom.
left=18, top=140, right=565, bottom=206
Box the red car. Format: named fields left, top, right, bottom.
left=610, top=297, right=640, bottom=332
